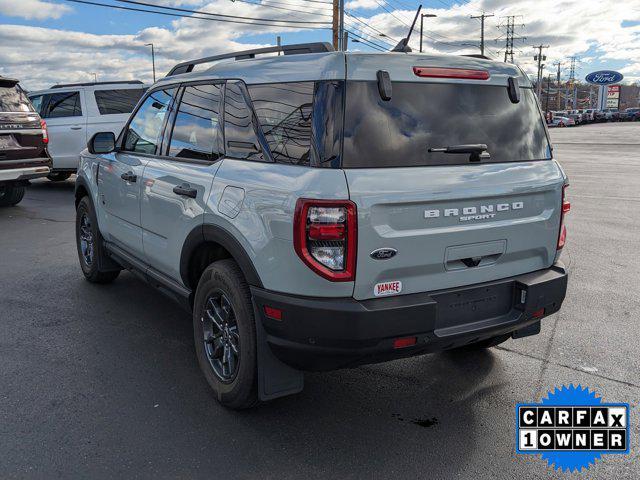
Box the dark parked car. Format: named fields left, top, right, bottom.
left=624, top=108, right=640, bottom=121
left=0, top=76, right=51, bottom=206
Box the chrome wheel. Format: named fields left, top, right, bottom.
left=202, top=291, right=240, bottom=382
left=79, top=213, right=94, bottom=266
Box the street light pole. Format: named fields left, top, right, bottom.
left=419, top=13, right=437, bottom=53
left=145, top=43, right=156, bottom=83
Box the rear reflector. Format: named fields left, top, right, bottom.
left=531, top=308, right=545, bottom=319
left=263, top=305, right=283, bottom=321
left=413, top=66, right=490, bottom=80
left=393, top=337, right=417, bottom=349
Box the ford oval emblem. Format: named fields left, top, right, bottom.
left=585, top=70, right=623, bottom=85
left=370, top=248, right=397, bottom=260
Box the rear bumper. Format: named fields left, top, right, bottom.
left=252, top=263, right=568, bottom=371
left=0, top=159, right=51, bottom=183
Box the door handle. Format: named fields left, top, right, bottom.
left=120, top=171, right=137, bottom=182
left=173, top=183, right=197, bottom=199
left=70, top=126, right=83, bottom=130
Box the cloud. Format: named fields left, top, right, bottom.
left=345, top=0, right=381, bottom=10
left=0, top=0, right=72, bottom=20
left=1, top=0, right=640, bottom=89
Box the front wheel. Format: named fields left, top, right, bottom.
left=75, top=196, right=120, bottom=283
left=0, top=185, right=25, bottom=206
left=193, top=259, right=259, bottom=409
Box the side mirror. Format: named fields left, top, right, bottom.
left=88, top=132, right=116, bottom=154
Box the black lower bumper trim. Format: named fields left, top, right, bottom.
left=251, top=263, right=568, bottom=371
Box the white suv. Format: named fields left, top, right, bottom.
left=28, top=81, right=146, bottom=181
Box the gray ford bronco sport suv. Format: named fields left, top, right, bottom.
left=75, top=43, right=569, bottom=409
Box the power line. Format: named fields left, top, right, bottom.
left=63, top=0, right=332, bottom=27
left=344, top=22, right=393, bottom=49
left=114, top=0, right=329, bottom=23
left=345, top=30, right=387, bottom=51
left=226, top=0, right=333, bottom=18
left=345, top=11, right=398, bottom=43
left=371, top=0, right=411, bottom=27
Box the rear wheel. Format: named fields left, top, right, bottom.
left=75, top=196, right=120, bottom=283
left=0, top=185, right=25, bottom=207
left=193, top=259, right=259, bottom=409
left=48, top=172, right=72, bottom=182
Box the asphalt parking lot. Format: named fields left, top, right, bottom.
left=1, top=122, right=638, bottom=479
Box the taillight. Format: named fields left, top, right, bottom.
left=557, top=184, right=570, bottom=250
left=412, top=66, right=490, bottom=80
left=40, top=119, right=49, bottom=144
left=293, top=199, right=357, bottom=282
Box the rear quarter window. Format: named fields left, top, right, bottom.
left=342, top=81, right=551, bottom=168
left=247, top=82, right=314, bottom=165
left=94, top=89, right=145, bottom=115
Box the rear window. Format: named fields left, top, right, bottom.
left=0, top=85, right=34, bottom=112
left=94, top=89, right=145, bottom=115
left=342, top=82, right=551, bottom=168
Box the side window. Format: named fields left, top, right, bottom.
left=28, top=95, right=44, bottom=115
left=42, top=91, right=82, bottom=118
left=94, top=89, right=146, bottom=115
left=168, top=84, right=222, bottom=161
left=123, top=88, right=175, bottom=155
left=248, top=82, right=314, bottom=165
left=223, top=81, right=263, bottom=161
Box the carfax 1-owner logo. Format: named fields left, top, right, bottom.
left=516, top=385, right=630, bottom=472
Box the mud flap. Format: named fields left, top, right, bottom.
left=253, top=302, right=304, bottom=401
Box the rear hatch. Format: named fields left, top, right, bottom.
left=0, top=78, right=48, bottom=166
left=343, top=54, right=565, bottom=300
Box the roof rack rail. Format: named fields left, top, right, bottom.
left=50, top=80, right=144, bottom=89
left=462, top=54, right=492, bottom=60
left=166, top=42, right=334, bottom=77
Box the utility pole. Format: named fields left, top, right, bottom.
left=343, top=31, right=349, bottom=50
left=145, top=43, right=156, bottom=83
left=276, top=36, right=282, bottom=55
left=568, top=56, right=578, bottom=109
left=332, top=0, right=339, bottom=50
left=419, top=13, right=437, bottom=53
left=545, top=75, right=551, bottom=114
left=338, top=0, right=345, bottom=50
left=532, top=44, right=548, bottom=99
left=553, top=61, right=563, bottom=110
left=470, top=12, right=494, bottom=57
left=499, top=16, right=525, bottom=63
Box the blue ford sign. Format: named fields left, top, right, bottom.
left=585, top=70, right=624, bottom=85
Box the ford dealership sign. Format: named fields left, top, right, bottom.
left=585, top=70, right=624, bottom=85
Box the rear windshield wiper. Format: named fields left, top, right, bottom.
left=428, top=144, right=490, bottom=162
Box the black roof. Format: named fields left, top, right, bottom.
left=50, top=80, right=144, bottom=89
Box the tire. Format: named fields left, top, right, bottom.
left=48, top=172, right=72, bottom=182
left=0, top=185, right=25, bottom=207
left=451, top=334, right=511, bottom=352
left=193, top=259, right=259, bottom=409
left=75, top=196, right=120, bottom=283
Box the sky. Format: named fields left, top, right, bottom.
left=0, top=0, right=639, bottom=91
